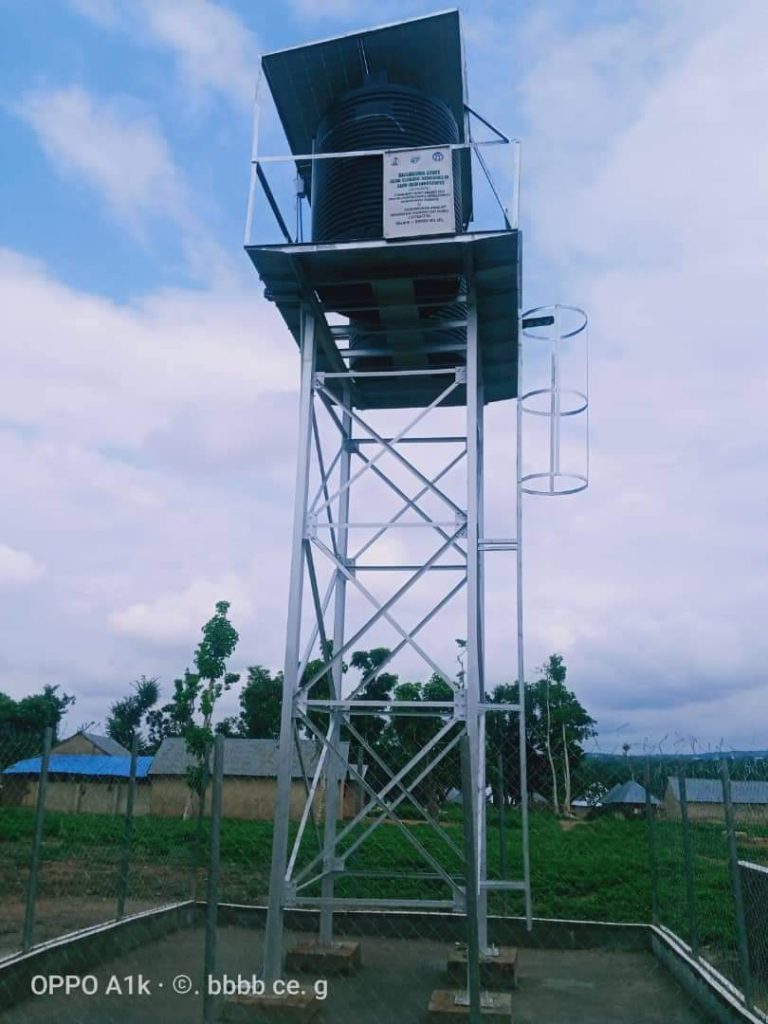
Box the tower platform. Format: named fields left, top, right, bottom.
left=246, top=228, right=520, bottom=410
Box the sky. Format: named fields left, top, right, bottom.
left=0, top=0, right=766, bottom=755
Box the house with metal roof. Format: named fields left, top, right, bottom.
left=665, top=777, right=768, bottom=823
left=1, top=754, right=152, bottom=815
left=149, top=737, right=360, bottom=821
left=596, top=780, right=661, bottom=819
left=52, top=731, right=132, bottom=758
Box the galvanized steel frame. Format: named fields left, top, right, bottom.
left=261, top=291, right=532, bottom=981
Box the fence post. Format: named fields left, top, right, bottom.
left=117, top=734, right=139, bottom=920
left=202, top=734, right=224, bottom=1024
left=644, top=758, right=659, bottom=926
left=460, top=734, right=482, bottom=1024
left=192, top=756, right=211, bottom=902
left=22, top=726, right=52, bottom=952
left=497, top=752, right=507, bottom=898
left=677, top=774, right=700, bottom=957
left=720, top=759, right=755, bottom=1008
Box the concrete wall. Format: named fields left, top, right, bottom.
left=664, top=790, right=768, bottom=824
left=5, top=777, right=150, bottom=816
left=151, top=776, right=343, bottom=820
left=1, top=772, right=361, bottom=821
left=150, top=776, right=362, bottom=820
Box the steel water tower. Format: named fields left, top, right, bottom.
left=244, top=9, right=588, bottom=1005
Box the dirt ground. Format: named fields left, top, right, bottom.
left=0, top=925, right=715, bottom=1024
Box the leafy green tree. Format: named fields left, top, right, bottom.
left=346, top=648, right=398, bottom=757
left=531, top=655, right=595, bottom=813
left=141, top=602, right=242, bottom=815
left=238, top=666, right=283, bottom=738
left=0, top=685, right=75, bottom=762
left=106, top=676, right=159, bottom=754
left=195, top=601, right=240, bottom=733
left=182, top=601, right=241, bottom=814
left=145, top=669, right=199, bottom=751
left=488, top=655, right=595, bottom=813
left=374, top=674, right=459, bottom=817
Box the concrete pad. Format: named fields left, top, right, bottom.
left=428, top=989, right=512, bottom=1022
left=221, top=991, right=321, bottom=1023
left=447, top=946, right=519, bottom=989
left=285, top=939, right=361, bottom=975
left=0, top=927, right=717, bottom=1024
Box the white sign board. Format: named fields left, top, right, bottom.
left=383, top=146, right=456, bottom=239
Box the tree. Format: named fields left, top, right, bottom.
left=238, top=666, right=283, bottom=738
left=487, top=655, right=596, bottom=814
left=0, top=685, right=76, bottom=762
left=106, top=676, right=159, bottom=754
left=181, top=601, right=241, bottom=816
left=194, top=600, right=240, bottom=734
left=346, top=648, right=398, bottom=758
left=374, top=673, right=459, bottom=817
left=486, top=682, right=522, bottom=807
left=528, top=655, right=596, bottom=813
left=541, top=654, right=565, bottom=813
left=145, top=669, right=199, bottom=751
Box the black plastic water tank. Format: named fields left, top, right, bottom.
left=311, top=82, right=463, bottom=243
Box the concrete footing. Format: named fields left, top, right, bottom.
left=446, top=946, right=519, bottom=990
left=285, top=939, right=362, bottom=975
left=220, top=991, right=321, bottom=1023
left=428, top=989, right=513, bottom=1022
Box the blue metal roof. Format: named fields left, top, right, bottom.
left=3, top=755, right=152, bottom=779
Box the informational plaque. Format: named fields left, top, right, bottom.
left=383, top=146, right=456, bottom=239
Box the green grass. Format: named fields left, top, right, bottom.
left=2, top=806, right=764, bottom=960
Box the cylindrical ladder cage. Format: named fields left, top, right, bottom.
left=520, top=304, right=589, bottom=496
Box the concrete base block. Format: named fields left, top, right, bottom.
left=221, top=991, right=321, bottom=1023
left=428, top=989, right=513, bottom=1022
left=446, top=947, right=519, bottom=990
left=285, top=939, right=362, bottom=975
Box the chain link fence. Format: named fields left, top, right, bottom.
left=1, top=726, right=766, bottom=1022
left=647, top=754, right=768, bottom=1013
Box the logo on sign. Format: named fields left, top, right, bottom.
left=432, top=151, right=444, bottom=161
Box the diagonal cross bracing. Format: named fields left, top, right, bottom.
left=340, top=576, right=467, bottom=703
left=313, top=379, right=463, bottom=518
left=295, top=710, right=462, bottom=894
left=304, top=531, right=463, bottom=690
left=342, top=716, right=463, bottom=860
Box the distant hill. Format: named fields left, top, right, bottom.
left=585, top=750, right=768, bottom=763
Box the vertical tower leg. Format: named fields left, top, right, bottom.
left=465, top=288, right=489, bottom=953
left=263, top=307, right=316, bottom=982
left=319, top=391, right=352, bottom=945
left=516, top=316, right=533, bottom=929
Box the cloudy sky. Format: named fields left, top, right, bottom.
left=1, top=0, right=766, bottom=753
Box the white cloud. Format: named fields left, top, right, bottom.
left=70, top=0, right=258, bottom=108
left=0, top=246, right=296, bottom=724
left=140, top=0, right=257, bottom=108
left=3, top=3, right=768, bottom=750
left=496, top=0, right=768, bottom=745
left=0, top=248, right=292, bottom=450
left=108, top=575, right=253, bottom=644
left=0, top=545, right=44, bottom=585
left=16, top=87, right=183, bottom=228
left=287, top=0, right=366, bottom=18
